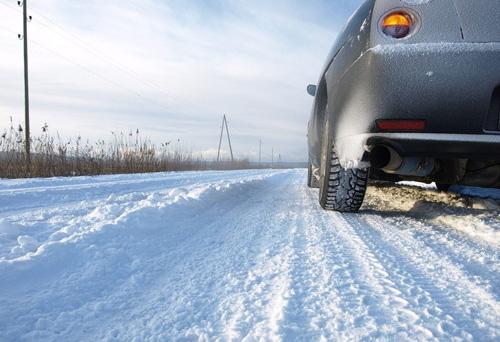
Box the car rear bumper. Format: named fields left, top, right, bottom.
left=335, top=132, right=500, bottom=169
left=366, top=133, right=500, bottom=158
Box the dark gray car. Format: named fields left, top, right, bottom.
left=307, top=0, right=500, bottom=212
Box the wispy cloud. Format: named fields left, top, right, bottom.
left=0, top=0, right=362, bottom=161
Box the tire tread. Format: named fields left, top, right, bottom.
left=320, top=147, right=368, bottom=212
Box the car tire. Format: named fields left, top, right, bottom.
left=307, top=162, right=320, bottom=188
left=318, top=118, right=368, bottom=212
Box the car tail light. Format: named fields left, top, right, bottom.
left=377, top=119, right=426, bottom=131
left=381, top=12, right=413, bottom=39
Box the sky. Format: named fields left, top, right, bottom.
left=0, top=0, right=362, bottom=162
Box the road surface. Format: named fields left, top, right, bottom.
left=0, top=169, right=498, bottom=341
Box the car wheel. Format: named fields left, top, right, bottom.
left=318, top=119, right=368, bottom=212
left=307, top=162, right=320, bottom=188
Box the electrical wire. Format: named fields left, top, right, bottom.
left=27, top=37, right=175, bottom=113
left=0, top=0, right=20, bottom=13
left=0, top=25, right=174, bottom=114
left=0, top=0, right=172, bottom=101
left=0, top=1, right=175, bottom=114
left=21, top=4, right=173, bottom=100
left=0, top=22, right=18, bottom=36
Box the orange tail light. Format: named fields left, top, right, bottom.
left=382, top=12, right=413, bottom=39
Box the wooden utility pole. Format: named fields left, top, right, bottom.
left=21, top=0, right=31, bottom=171
left=216, top=114, right=234, bottom=162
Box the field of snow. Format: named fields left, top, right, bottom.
left=0, top=169, right=499, bottom=341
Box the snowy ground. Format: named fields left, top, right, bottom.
left=0, top=169, right=499, bottom=341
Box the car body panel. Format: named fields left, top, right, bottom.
left=451, top=0, right=500, bottom=43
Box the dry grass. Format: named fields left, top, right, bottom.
left=0, top=120, right=251, bottom=179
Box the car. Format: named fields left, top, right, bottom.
left=306, top=0, right=500, bottom=212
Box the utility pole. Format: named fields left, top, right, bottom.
left=216, top=114, right=234, bottom=163
left=224, top=115, right=234, bottom=162
left=217, top=116, right=224, bottom=162
left=20, top=0, right=31, bottom=171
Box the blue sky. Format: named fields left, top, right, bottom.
left=0, top=0, right=362, bottom=161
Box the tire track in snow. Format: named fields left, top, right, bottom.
left=339, top=214, right=475, bottom=339
left=283, top=183, right=449, bottom=340
left=346, top=213, right=500, bottom=340
left=215, top=174, right=302, bottom=341
left=363, top=185, right=500, bottom=299
left=282, top=187, right=385, bottom=340
left=320, top=211, right=448, bottom=340
left=364, top=211, right=500, bottom=300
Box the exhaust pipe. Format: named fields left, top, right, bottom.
left=370, top=145, right=391, bottom=169
left=370, top=146, right=435, bottom=177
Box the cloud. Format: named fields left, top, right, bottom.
left=0, top=0, right=363, bottom=162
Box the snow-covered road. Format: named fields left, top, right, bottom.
left=0, top=169, right=499, bottom=341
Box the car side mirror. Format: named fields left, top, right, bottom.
left=307, top=84, right=317, bottom=97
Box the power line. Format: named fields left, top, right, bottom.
left=0, top=22, right=18, bottom=36
left=27, top=37, right=175, bottom=113
left=28, top=39, right=144, bottom=99
left=0, top=0, right=173, bottom=101
left=0, top=0, right=20, bottom=13
left=0, top=23, right=175, bottom=117
left=18, top=4, right=173, bottom=101
left=0, top=25, right=175, bottom=115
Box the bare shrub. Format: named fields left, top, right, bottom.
left=0, top=120, right=251, bottom=179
